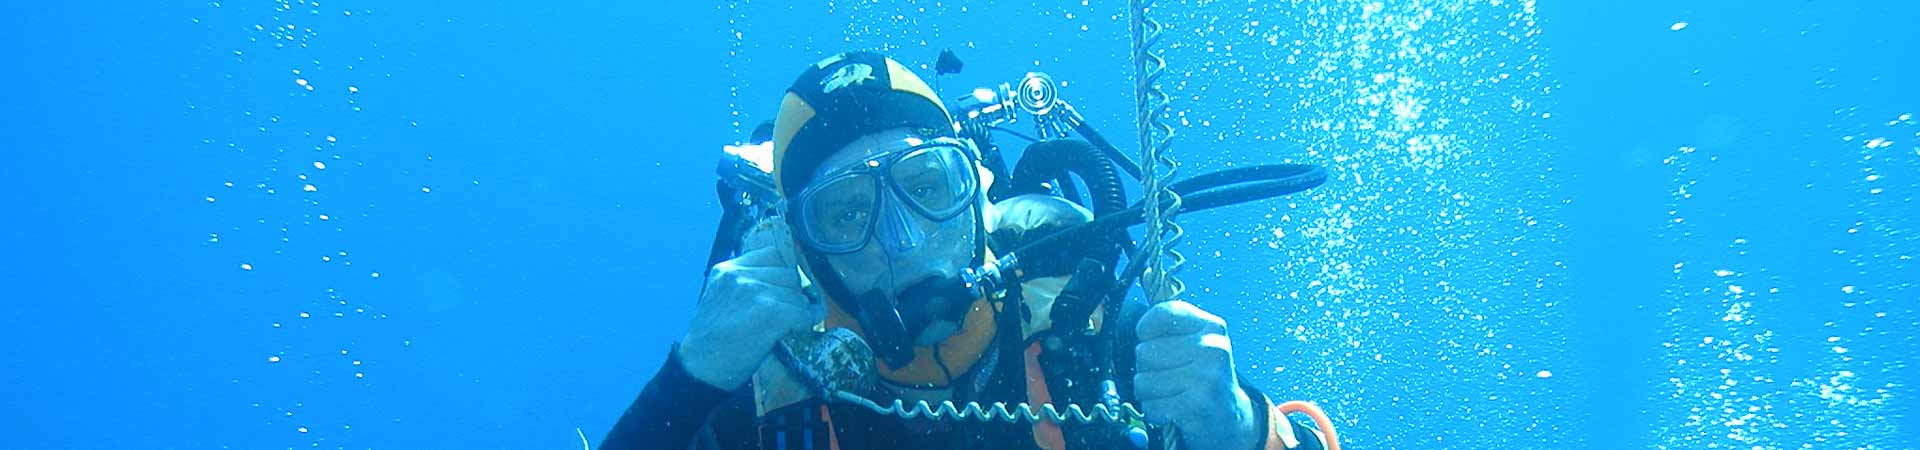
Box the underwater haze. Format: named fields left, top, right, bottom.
left=1, top=1, right=1915, bottom=449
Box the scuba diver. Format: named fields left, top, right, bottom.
left=601, top=51, right=1339, bottom=450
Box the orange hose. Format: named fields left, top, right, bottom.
left=1275, top=400, right=1340, bottom=450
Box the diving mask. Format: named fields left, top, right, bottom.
left=790, top=137, right=980, bottom=255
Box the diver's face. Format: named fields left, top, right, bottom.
left=804, top=128, right=979, bottom=298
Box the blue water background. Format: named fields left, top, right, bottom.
left=1, top=1, right=1914, bottom=449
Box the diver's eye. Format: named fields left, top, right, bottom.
left=909, top=184, right=938, bottom=200
left=837, top=208, right=870, bottom=225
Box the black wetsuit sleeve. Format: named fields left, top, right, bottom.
left=601, top=344, right=735, bottom=450
left=1240, top=381, right=1327, bottom=450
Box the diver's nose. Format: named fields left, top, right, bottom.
left=874, top=196, right=927, bottom=255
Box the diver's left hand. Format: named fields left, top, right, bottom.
left=1135, top=301, right=1261, bottom=450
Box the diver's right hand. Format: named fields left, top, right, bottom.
left=678, top=246, right=814, bottom=391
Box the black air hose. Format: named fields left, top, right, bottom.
left=1008, top=139, right=1128, bottom=217
left=962, top=122, right=1019, bottom=203
left=1000, top=162, right=1328, bottom=282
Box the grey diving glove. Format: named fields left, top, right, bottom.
left=679, top=242, right=816, bottom=391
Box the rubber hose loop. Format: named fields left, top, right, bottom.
left=1009, top=139, right=1129, bottom=217
left=1275, top=400, right=1340, bottom=450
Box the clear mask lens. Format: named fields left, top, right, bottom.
left=797, top=142, right=977, bottom=254
left=800, top=173, right=879, bottom=251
